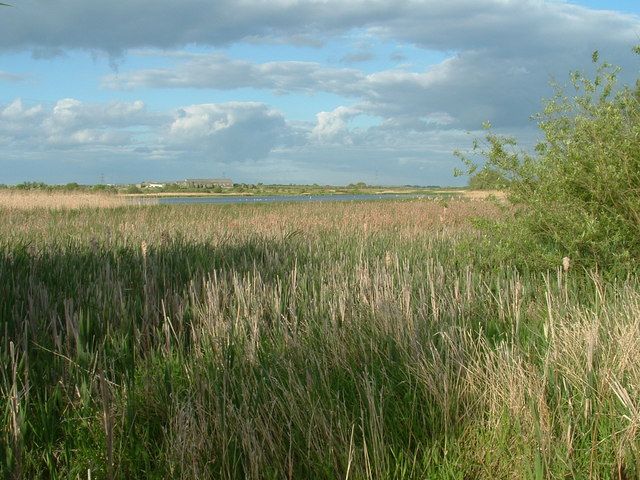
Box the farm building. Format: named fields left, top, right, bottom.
left=139, top=181, right=166, bottom=188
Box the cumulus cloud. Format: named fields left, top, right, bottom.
left=168, top=102, right=290, bottom=161
left=0, top=98, right=162, bottom=148
left=1, top=99, right=42, bottom=120
left=0, top=95, right=539, bottom=185
left=311, top=106, right=362, bottom=143
left=0, top=98, right=292, bottom=171
left=44, top=98, right=157, bottom=130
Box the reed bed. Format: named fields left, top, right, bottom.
left=0, top=191, right=154, bottom=210
left=0, top=199, right=638, bottom=479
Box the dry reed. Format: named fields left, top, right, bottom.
left=0, top=190, right=153, bottom=210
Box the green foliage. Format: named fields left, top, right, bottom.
left=467, top=167, right=509, bottom=190
left=91, top=184, right=118, bottom=193
left=15, top=181, right=49, bottom=190
left=63, top=182, right=80, bottom=191
left=457, top=49, right=640, bottom=272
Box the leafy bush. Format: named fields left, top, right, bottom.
left=457, top=50, right=640, bottom=272
left=467, top=166, right=509, bottom=190
left=63, top=182, right=81, bottom=191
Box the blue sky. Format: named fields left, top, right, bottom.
left=1, top=0, right=639, bottom=185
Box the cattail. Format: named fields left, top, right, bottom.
left=384, top=251, right=393, bottom=268
left=439, top=206, right=447, bottom=223
left=562, top=256, right=570, bottom=272
left=89, top=237, right=99, bottom=254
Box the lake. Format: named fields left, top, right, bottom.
left=157, top=193, right=439, bottom=205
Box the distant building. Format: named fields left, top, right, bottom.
left=178, top=178, right=233, bottom=189
left=140, top=181, right=166, bottom=188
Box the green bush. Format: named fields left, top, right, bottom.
left=63, top=182, right=81, bottom=191
left=467, top=167, right=509, bottom=190
left=457, top=49, right=640, bottom=272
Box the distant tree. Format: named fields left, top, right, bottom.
left=15, top=182, right=47, bottom=190
left=92, top=184, right=117, bottom=193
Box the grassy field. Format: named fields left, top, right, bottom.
left=1, top=196, right=638, bottom=479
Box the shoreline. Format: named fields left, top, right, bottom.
left=119, top=189, right=465, bottom=198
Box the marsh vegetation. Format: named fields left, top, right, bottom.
left=1, top=198, right=638, bottom=479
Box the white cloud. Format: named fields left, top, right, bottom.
left=0, top=98, right=161, bottom=149
left=311, top=106, right=361, bottom=143
left=1, top=99, right=42, bottom=119
left=168, top=102, right=290, bottom=161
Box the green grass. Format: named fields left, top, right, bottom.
left=1, top=200, right=638, bottom=479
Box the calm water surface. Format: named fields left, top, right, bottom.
left=158, top=193, right=435, bottom=205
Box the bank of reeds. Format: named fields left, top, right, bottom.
left=1, top=200, right=638, bottom=479
left=0, top=191, right=155, bottom=210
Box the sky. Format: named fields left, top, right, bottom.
left=0, top=1, right=639, bottom=186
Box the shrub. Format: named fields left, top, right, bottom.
left=457, top=49, right=640, bottom=272
left=63, top=182, right=81, bottom=191
left=467, top=166, right=509, bottom=190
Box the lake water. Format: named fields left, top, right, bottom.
left=157, top=193, right=437, bottom=205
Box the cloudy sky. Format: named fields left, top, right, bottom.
left=1, top=0, right=639, bottom=185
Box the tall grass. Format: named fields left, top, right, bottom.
left=0, top=191, right=155, bottom=210
left=0, top=190, right=158, bottom=210
left=1, top=199, right=638, bottom=479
